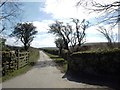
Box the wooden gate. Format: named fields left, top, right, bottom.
left=2, top=51, right=29, bottom=76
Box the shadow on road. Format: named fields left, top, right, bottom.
left=62, top=71, right=120, bottom=90
left=33, top=60, right=58, bottom=68
left=34, top=60, right=120, bottom=89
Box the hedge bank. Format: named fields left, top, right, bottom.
left=67, top=48, right=120, bottom=77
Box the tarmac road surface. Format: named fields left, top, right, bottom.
left=1, top=51, right=108, bottom=88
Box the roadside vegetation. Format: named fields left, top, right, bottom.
left=41, top=48, right=67, bottom=73
left=0, top=0, right=119, bottom=89
left=1, top=46, right=39, bottom=82
left=46, top=4, right=120, bottom=89
left=29, top=47, right=40, bottom=66
left=1, top=18, right=39, bottom=82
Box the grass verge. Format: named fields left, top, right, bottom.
left=2, top=65, right=31, bottom=82
left=45, top=52, right=67, bottom=73
left=28, top=47, right=40, bottom=66
left=1, top=47, right=40, bottom=82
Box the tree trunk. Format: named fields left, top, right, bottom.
left=59, top=48, right=62, bottom=56
left=64, top=40, right=69, bottom=50
left=24, top=43, right=29, bottom=51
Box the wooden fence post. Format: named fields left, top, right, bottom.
left=2, top=50, right=29, bottom=76
left=16, top=50, right=19, bottom=70
left=27, top=51, right=29, bottom=65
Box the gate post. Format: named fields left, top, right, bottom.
left=16, top=50, right=19, bottom=70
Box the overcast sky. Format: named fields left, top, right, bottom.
left=5, top=0, right=118, bottom=48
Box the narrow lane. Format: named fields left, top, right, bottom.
left=2, top=51, right=107, bottom=88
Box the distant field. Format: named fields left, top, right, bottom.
left=40, top=47, right=59, bottom=50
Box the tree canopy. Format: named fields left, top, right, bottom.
left=55, top=38, right=64, bottom=55
left=49, top=19, right=89, bottom=52
left=49, top=21, right=71, bottom=50
left=10, top=23, right=38, bottom=51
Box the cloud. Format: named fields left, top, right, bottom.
left=5, top=20, right=56, bottom=48
left=5, top=33, right=56, bottom=48
left=31, top=34, right=56, bottom=48
left=86, top=36, right=107, bottom=43
left=31, top=20, right=56, bottom=48
left=86, top=24, right=119, bottom=42
left=41, top=0, right=118, bottom=21
left=32, top=20, right=54, bottom=33
left=41, top=0, right=92, bottom=20
left=14, top=0, right=45, bottom=2
left=5, top=0, right=118, bottom=48
left=33, top=0, right=119, bottom=48
left=33, top=21, right=49, bottom=33
left=32, top=19, right=118, bottom=48
left=85, top=25, right=107, bottom=42
left=5, top=37, right=23, bottom=47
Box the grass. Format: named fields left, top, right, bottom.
left=28, top=47, right=40, bottom=66
left=2, top=65, right=31, bottom=82
left=1, top=47, right=40, bottom=82
left=45, top=52, right=67, bottom=73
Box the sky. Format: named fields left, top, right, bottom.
left=4, top=0, right=119, bottom=48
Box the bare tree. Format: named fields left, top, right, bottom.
left=76, top=0, right=119, bottom=47
left=0, top=0, right=23, bottom=33
left=97, top=26, right=117, bottom=47
left=71, top=18, right=89, bottom=46
left=49, top=21, right=72, bottom=50
left=76, top=0, right=120, bottom=26
left=70, top=32, right=77, bottom=50
left=49, top=19, right=89, bottom=52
